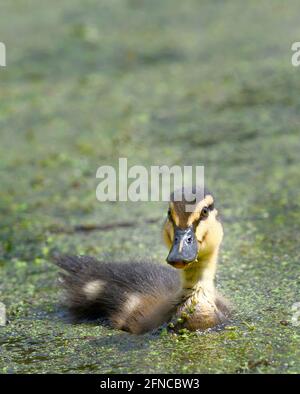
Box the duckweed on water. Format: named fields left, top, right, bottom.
left=0, top=0, right=300, bottom=373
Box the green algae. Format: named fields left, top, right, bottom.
left=0, top=0, right=300, bottom=374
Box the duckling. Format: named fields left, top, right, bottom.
left=53, top=187, right=230, bottom=334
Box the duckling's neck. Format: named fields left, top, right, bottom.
left=180, top=249, right=219, bottom=298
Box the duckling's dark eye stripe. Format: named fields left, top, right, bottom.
left=192, top=203, right=214, bottom=228
left=167, top=209, right=174, bottom=223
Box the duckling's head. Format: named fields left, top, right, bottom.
left=163, top=187, right=223, bottom=269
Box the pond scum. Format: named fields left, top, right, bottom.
left=0, top=0, right=300, bottom=374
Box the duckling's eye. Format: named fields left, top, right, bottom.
left=201, top=207, right=209, bottom=218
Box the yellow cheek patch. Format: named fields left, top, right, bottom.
left=187, top=195, right=214, bottom=227
left=195, top=222, right=207, bottom=243
left=163, top=220, right=174, bottom=248
left=195, top=211, right=223, bottom=248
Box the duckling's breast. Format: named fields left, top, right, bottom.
left=174, top=288, right=229, bottom=331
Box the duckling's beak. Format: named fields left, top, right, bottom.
left=166, top=226, right=198, bottom=269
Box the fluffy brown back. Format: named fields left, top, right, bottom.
left=53, top=256, right=181, bottom=334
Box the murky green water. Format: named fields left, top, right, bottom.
left=0, top=0, right=299, bottom=373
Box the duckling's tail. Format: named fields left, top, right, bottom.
left=53, top=255, right=180, bottom=334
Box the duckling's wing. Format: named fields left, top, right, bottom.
left=53, top=256, right=180, bottom=334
